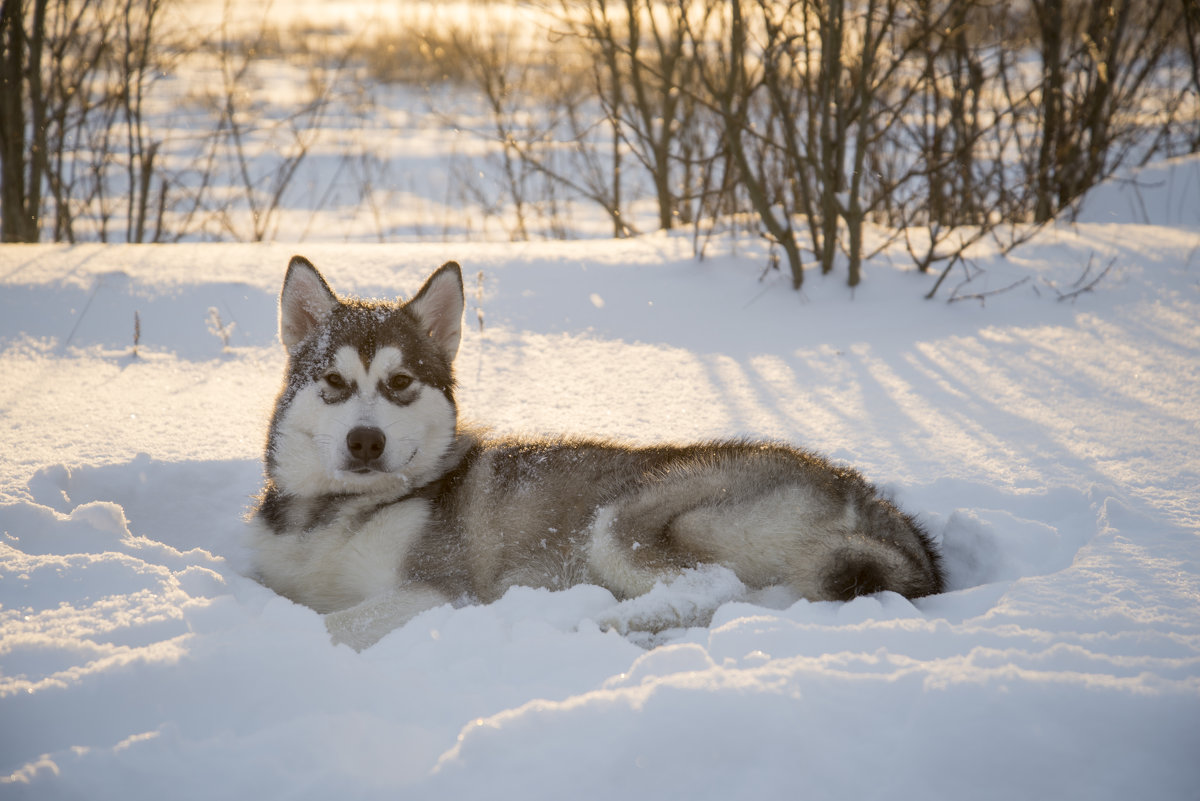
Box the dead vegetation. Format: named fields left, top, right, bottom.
left=3, top=0, right=1197, bottom=299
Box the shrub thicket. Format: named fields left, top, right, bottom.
left=2, top=0, right=1197, bottom=292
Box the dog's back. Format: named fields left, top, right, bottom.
left=425, top=434, right=942, bottom=606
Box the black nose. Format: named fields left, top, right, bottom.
left=346, top=426, right=386, bottom=464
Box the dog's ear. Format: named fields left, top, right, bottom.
left=280, top=255, right=338, bottom=351
left=407, top=261, right=464, bottom=363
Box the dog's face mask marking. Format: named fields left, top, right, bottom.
left=267, top=256, right=464, bottom=497
left=317, top=346, right=420, bottom=409
left=306, top=345, right=424, bottom=477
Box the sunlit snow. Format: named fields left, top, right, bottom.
left=2, top=162, right=1199, bottom=799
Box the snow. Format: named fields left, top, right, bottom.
left=3, top=158, right=1200, bottom=799
left=1072, top=154, right=1200, bottom=228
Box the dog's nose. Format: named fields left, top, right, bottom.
left=346, top=426, right=386, bottom=463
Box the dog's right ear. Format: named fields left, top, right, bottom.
left=280, top=255, right=338, bottom=351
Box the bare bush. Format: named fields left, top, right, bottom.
left=3, top=0, right=1195, bottom=298
left=1026, top=0, right=1189, bottom=222
left=199, top=0, right=340, bottom=242
left=564, top=0, right=715, bottom=232
left=1, top=0, right=171, bottom=242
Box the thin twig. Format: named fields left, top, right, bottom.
left=1046, top=255, right=1117, bottom=302
left=947, top=275, right=1032, bottom=306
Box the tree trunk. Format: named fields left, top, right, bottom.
left=0, top=0, right=27, bottom=241
left=1034, top=0, right=1065, bottom=222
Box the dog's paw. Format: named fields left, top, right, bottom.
left=324, top=585, right=450, bottom=650
left=325, top=605, right=392, bottom=651
left=593, top=565, right=746, bottom=636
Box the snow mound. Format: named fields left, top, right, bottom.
left=1071, top=154, right=1200, bottom=228
left=3, top=219, right=1200, bottom=799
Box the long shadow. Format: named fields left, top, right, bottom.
left=686, top=323, right=1185, bottom=597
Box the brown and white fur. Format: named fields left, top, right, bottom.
left=247, top=256, right=943, bottom=649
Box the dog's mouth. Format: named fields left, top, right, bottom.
left=337, top=463, right=392, bottom=480
left=335, top=445, right=418, bottom=482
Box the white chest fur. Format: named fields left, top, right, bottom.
left=247, top=496, right=431, bottom=614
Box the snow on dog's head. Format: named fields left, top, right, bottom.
left=265, top=256, right=464, bottom=497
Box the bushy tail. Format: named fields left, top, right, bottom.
left=822, top=550, right=893, bottom=601
left=821, top=511, right=944, bottom=602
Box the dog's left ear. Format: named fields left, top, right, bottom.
left=407, top=261, right=464, bottom=363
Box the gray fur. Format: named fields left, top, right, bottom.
left=248, top=257, right=943, bottom=649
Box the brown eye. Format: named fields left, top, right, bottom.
left=325, top=372, right=348, bottom=390
left=386, top=374, right=413, bottom=392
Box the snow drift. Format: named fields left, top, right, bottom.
left=2, top=161, right=1199, bottom=799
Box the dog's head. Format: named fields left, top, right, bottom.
left=265, top=256, right=464, bottom=497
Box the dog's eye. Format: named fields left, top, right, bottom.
left=386, top=374, right=414, bottom=393
left=324, top=372, right=348, bottom=390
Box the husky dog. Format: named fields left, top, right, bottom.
left=247, top=256, right=943, bottom=649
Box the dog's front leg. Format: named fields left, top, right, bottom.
left=324, top=583, right=450, bottom=650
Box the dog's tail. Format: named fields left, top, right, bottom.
left=820, top=509, right=944, bottom=602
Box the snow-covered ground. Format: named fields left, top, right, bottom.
left=2, top=153, right=1199, bottom=798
